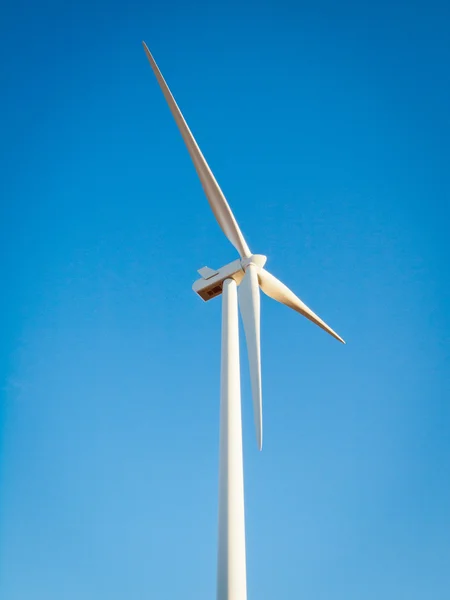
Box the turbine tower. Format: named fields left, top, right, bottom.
left=143, top=42, right=345, bottom=600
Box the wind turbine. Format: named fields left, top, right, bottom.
left=142, top=42, right=345, bottom=600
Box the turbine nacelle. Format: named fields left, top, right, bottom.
left=193, top=254, right=267, bottom=302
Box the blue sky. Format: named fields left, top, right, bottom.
left=1, top=0, right=449, bottom=598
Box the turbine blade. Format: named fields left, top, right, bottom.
left=238, top=265, right=263, bottom=450
left=258, top=268, right=345, bottom=344
left=142, top=42, right=251, bottom=258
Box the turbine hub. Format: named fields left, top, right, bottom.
left=241, top=254, right=267, bottom=270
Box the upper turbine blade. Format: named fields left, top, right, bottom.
left=258, top=268, right=345, bottom=344
left=238, top=265, right=263, bottom=450
left=142, top=42, right=251, bottom=258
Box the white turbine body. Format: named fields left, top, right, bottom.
left=143, top=42, right=345, bottom=600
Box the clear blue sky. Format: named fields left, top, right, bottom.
left=1, top=1, right=449, bottom=598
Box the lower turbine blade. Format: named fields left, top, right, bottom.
left=238, top=265, right=263, bottom=450
left=258, top=268, right=345, bottom=344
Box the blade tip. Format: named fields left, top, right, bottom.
left=331, top=330, right=346, bottom=344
